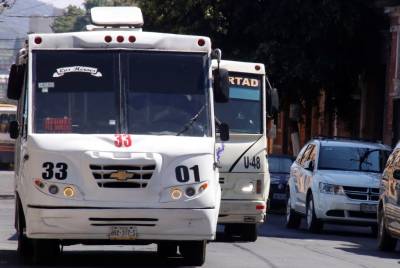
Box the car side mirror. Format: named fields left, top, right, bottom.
left=9, top=120, right=19, bottom=139
left=267, top=87, right=279, bottom=117
left=393, top=169, right=400, bottom=180
left=305, top=160, right=314, bottom=172
left=218, top=122, right=230, bottom=141
left=7, top=64, right=25, bottom=100
left=213, top=68, right=229, bottom=103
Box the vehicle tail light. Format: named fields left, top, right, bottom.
left=256, top=180, right=262, bottom=194
left=256, top=204, right=265, bottom=210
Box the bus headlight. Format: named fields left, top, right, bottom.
left=63, top=186, right=75, bottom=198
left=32, top=178, right=83, bottom=200
left=170, top=188, right=183, bottom=200
left=160, top=181, right=209, bottom=202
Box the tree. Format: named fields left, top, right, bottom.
left=51, top=5, right=86, bottom=33
left=52, top=0, right=137, bottom=33
left=138, top=1, right=383, bottom=110
left=52, top=0, right=385, bottom=123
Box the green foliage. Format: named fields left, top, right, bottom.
left=52, top=0, right=137, bottom=33
left=51, top=5, right=85, bottom=33
left=51, top=0, right=385, bottom=117
left=138, top=0, right=384, bottom=115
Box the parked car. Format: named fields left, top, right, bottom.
left=268, top=154, right=294, bottom=209
left=286, top=137, right=391, bottom=234
left=378, top=143, right=400, bottom=251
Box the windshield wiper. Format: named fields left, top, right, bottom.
left=176, top=104, right=206, bottom=136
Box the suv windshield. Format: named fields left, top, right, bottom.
left=318, top=146, right=390, bottom=173
left=215, top=72, right=262, bottom=134
left=33, top=50, right=210, bottom=136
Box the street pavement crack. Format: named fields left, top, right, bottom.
left=233, top=243, right=279, bottom=268
left=269, top=237, right=370, bottom=268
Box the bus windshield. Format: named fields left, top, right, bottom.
left=33, top=50, right=210, bottom=136
left=214, top=72, right=262, bottom=134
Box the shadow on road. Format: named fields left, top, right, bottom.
left=0, top=249, right=194, bottom=267
left=258, top=213, right=400, bottom=260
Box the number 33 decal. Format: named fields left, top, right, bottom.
left=42, top=162, right=68, bottom=180
left=114, top=134, right=132, bottom=147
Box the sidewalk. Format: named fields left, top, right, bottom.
left=0, top=171, right=14, bottom=198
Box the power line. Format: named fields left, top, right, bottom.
left=0, top=38, right=25, bottom=40
left=6, top=2, right=47, bottom=14
left=5, top=14, right=89, bottom=18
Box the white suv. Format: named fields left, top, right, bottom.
left=286, top=137, right=391, bottom=233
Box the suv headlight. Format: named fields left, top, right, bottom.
left=319, top=182, right=344, bottom=195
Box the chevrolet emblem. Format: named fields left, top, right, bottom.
left=110, top=170, right=132, bottom=181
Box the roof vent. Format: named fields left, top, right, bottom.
left=90, top=6, right=144, bottom=28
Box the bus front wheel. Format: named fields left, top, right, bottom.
left=180, top=240, right=206, bottom=266
left=31, top=239, right=60, bottom=264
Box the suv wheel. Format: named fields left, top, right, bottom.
left=286, top=194, right=301, bottom=229
left=306, top=195, right=323, bottom=233
left=377, top=209, right=397, bottom=251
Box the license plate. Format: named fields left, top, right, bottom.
left=273, top=193, right=287, bottom=200
left=109, top=226, right=137, bottom=240
left=360, top=204, right=377, bottom=213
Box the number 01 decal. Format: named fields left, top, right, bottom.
left=175, top=165, right=200, bottom=183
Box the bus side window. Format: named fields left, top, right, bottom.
left=0, top=113, right=8, bottom=133
left=21, top=66, right=28, bottom=138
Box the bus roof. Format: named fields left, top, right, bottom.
left=28, top=30, right=211, bottom=53
left=212, top=60, right=265, bottom=75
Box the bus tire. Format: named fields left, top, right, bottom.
left=241, top=224, right=258, bottom=242
left=180, top=240, right=206, bottom=266
left=31, top=239, right=60, bottom=264
left=158, top=241, right=178, bottom=257
left=15, top=195, right=33, bottom=259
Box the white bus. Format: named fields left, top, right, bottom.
left=0, top=103, right=16, bottom=170
left=7, top=7, right=230, bottom=266
left=214, top=60, right=277, bottom=241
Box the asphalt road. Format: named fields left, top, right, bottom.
left=0, top=171, right=399, bottom=267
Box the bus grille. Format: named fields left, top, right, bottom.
left=342, top=186, right=379, bottom=201
left=90, top=164, right=156, bottom=188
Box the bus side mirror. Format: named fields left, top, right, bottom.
left=9, top=121, right=19, bottom=139
left=7, top=64, right=25, bottom=100
left=267, top=87, right=279, bottom=117
left=213, top=68, right=229, bottom=103
left=219, top=122, right=230, bottom=141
